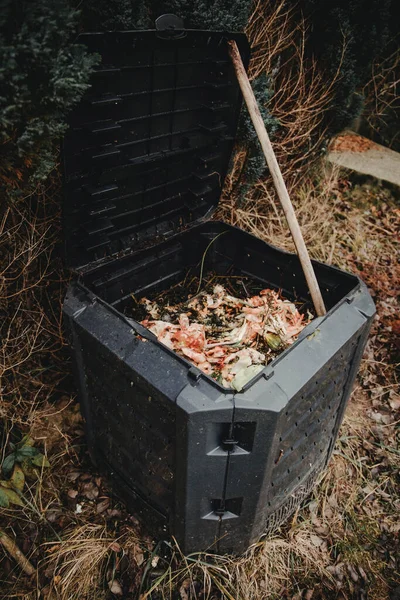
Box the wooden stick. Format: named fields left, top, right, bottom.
left=0, top=527, right=36, bottom=577
left=228, top=40, right=327, bottom=317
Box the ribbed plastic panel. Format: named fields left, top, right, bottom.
left=81, top=336, right=175, bottom=512
left=266, top=334, right=360, bottom=506
left=62, top=31, right=249, bottom=270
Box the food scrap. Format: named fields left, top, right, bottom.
left=140, top=284, right=312, bottom=390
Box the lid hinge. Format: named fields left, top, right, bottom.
left=155, top=14, right=186, bottom=39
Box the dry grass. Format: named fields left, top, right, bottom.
left=40, top=524, right=114, bottom=600
left=224, top=0, right=345, bottom=197
left=0, top=174, right=68, bottom=430
left=222, top=162, right=399, bottom=272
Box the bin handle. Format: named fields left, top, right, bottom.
left=228, top=40, right=326, bottom=317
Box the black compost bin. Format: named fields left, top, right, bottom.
left=62, top=26, right=375, bottom=554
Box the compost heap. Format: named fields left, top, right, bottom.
left=141, top=284, right=312, bottom=390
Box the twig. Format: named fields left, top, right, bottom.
left=0, top=527, right=36, bottom=577
left=228, top=40, right=326, bottom=317
left=195, top=231, right=228, bottom=295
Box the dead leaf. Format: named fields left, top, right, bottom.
left=107, top=509, right=122, bottom=518
left=11, top=464, right=25, bottom=491
left=0, top=486, right=24, bottom=507
left=46, top=510, right=62, bottom=523
left=132, top=545, right=145, bottom=566
left=179, top=578, right=191, bottom=600
left=388, top=392, right=400, bottom=411
left=67, top=471, right=81, bottom=482
left=347, top=564, right=359, bottom=582
left=108, top=579, right=123, bottom=595
left=67, top=489, right=79, bottom=499
left=96, top=498, right=110, bottom=513
left=81, top=482, right=99, bottom=500
left=151, top=555, right=159, bottom=568
left=310, top=534, right=323, bottom=547
left=31, top=454, right=50, bottom=468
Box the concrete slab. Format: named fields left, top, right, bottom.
left=327, top=133, right=400, bottom=187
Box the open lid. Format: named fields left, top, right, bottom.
left=62, top=22, right=250, bottom=270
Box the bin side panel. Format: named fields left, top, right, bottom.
left=63, top=283, right=192, bottom=527
left=174, top=384, right=235, bottom=553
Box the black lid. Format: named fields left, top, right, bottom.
left=63, top=27, right=250, bottom=270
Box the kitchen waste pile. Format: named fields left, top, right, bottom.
left=140, top=283, right=313, bottom=390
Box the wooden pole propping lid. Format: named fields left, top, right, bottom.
left=228, top=40, right=327, bottom=317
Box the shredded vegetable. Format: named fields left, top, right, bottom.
left=141, top=284, right=312, bottom=390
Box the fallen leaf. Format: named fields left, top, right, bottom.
left=347, top=564, right=359, bottom=582
left=388, top=392, right=400, bottom=411
left=68, top=489, right=79, bottom=499
left=96, top=498, right=110, bottom=513
left=310, top=534, right=323, bottom=547
left=179, top=578, right=191, bottom=600
left=20, top=458, right=38, bottom=478
left=108, top=579, right=123, bottom=595
left=151, top=555, right=159, bottom=568
left=81, top=482, right=99, bottom=500
left=67, top=471, right=81, bottom=482
left=0, top=487, right=10, bottom=507
left=132, top=545, right=145, bottom=566
left=10, top=464, right=25, bottom=491
left=31, top=454, right=50, bottom=468
left=0, top=486, right=23, bottom=507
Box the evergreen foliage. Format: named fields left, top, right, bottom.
left=293, top=0, right=398, bottom=132
left=78, top=0, right=251, bottom=32
left=238, top=74, right=279, bottom=187
left=156, top=0, right=251, bottom=31
left=80, top=0, right=151, bottom=31
left=0, top=0, right=98, bottom=197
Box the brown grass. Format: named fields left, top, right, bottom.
left=224, top=0, right=345, bottom=197
left=0, top=174, right=68, bottom=430
left=41, top=524, right=114, bottom=600
left=222, top=163, right=399, bottom=272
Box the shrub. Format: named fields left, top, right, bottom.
left=0, top=0, right=98, bottom=199
left=291, top=0, right=399, bottom=132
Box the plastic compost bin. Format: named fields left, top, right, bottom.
left=62, top=25, right=375, bottom=554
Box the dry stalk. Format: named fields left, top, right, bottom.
left=363, top=48, right=400, bottom=147
left=223, top=0, right=346, bottom=200
left=41, top=524, right=115, bottom=600
left=0, top=175, right=68, bottom=423
left=0, top=527, right=36, bottom=577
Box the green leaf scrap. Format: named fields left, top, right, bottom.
left=2, top=454, right=16, bottom=477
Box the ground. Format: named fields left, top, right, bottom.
left=0, top=164, right=399, bottom=600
